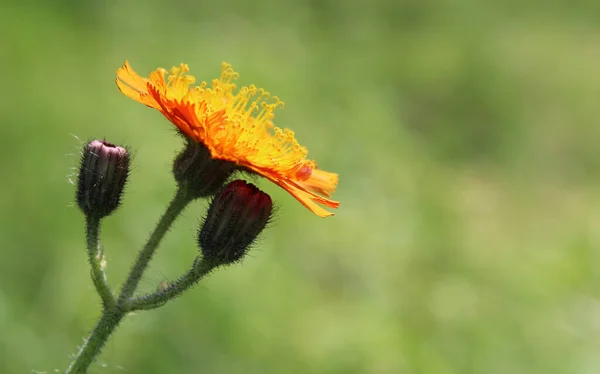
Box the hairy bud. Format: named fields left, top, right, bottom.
left=199, top=180, right=273, bottom=265
left=76, top=140, right=130, bottom=218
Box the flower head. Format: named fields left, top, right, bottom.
left=116, top=61, right=339, bottom=217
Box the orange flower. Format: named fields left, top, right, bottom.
left=116, top=61, right=339, bottom=217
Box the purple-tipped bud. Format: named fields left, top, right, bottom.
left=76, top=140, right=130, bottom=218
left=199, top=180, right=273, bottom=265
left=173, top=141, right=235, bottom=198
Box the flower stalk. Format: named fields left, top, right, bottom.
left=117, top=185, right=194, bottom=303
left=85, top=216, right=115, bottom=310
left=66, top=187, right=194, bottom=374
left=126, top=258, right=217, bottom=311
left=64, top=306, right=125, bottom=374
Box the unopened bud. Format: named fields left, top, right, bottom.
left=199, top=180, right=273, bottom=265
left=76, top=140, right=130, bottom=218
left=173, top=141, right=235, bottom=198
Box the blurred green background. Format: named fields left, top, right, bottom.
left=2, top=0, right=600, bottom=373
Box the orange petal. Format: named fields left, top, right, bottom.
left=299, top=169, right=338, bottom=198
left=279, top=179, right=339, bottom=217
left=116, top=61, right=148, bottom=94
left=116, top=62, right=164, bottom=110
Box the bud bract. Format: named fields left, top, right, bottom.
left=199, top=180, right=273, bottom=265
left=76, top=140, right=130, bottom=218
left=173, top=141, right=235, bottom=198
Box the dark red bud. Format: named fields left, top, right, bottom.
left=198, top=180, right=273, bottom=265
left=76, top=140, right=130, bottom=218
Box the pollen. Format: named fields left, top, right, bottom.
left=116, top=61, right=340, bottom=217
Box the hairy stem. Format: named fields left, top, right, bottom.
left=65, top=187, right=193, bottom=373
left=86, top=216, right=115, bottom=310
left=127, top=258, right=217, bottom=311
left=64, top=307, right=124, bottom=374
left=118, top=186, right=193, bottom=303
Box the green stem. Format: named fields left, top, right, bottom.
left=64, top=307, right=125, bottom=374
left=117, top=186, right=193, bottom=303
left=65, top=187, right=193, bottom=373
left=86, top=216, right=115, bottom=309
left=127, top=258, right=217, bottom=311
